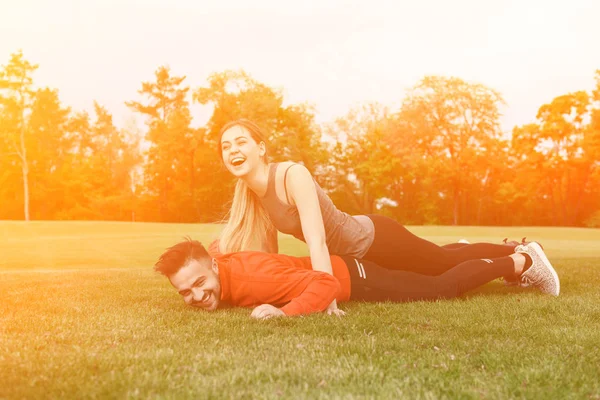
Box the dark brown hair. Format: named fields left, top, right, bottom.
left=154, top=237, right=210, bottom=277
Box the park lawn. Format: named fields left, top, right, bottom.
left=1, top=221, right=599, bottom=399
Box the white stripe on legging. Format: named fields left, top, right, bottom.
left=359, top=261, right=367, bottom=279
left=353, top=259, right=364, bottom=278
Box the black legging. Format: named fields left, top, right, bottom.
left=343, top=255, right=515, bottom=302
left=363, top=215, right=515, bottom=276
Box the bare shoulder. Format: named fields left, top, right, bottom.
left=277, top=161, right=312, bottom=182
left=277, top=161, right=303, bottom=171
left=274, top=161, right=314, bottom=205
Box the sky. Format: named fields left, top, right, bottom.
left=1, top=0, right=599, bottom=133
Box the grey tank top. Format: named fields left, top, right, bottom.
left=259, top=163, right=375, bottom=258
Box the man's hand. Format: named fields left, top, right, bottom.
left=250, top=304, right=286, bottom=320
left=326, top=299, right=346, bottom=317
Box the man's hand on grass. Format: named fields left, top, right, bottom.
left=250, top=304, right=285, bottom=320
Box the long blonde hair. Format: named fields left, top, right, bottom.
left=218, top=120, right=276, bottom=253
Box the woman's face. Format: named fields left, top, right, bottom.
left=220, top=125, right=266, bottom=178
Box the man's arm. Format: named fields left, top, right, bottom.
left=250, top=271, right=341, bottom=319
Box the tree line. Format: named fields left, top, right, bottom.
left=1, top=51, right=599, bottom=227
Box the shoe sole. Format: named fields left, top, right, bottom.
left=503, top=279, right=530, bottom=288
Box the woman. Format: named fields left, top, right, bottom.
left=216, top=119, right=526, bottom=314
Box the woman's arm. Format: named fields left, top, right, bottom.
left=285, top=164, right=344, bottom=315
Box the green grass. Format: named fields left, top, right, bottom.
left=1, top=222, right=599, bottom=399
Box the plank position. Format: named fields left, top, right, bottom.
left=154, top=239, right=560, bottom=319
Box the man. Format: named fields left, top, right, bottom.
left=154, top=238, right=559, bottom=320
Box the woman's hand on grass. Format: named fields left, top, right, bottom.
left=326, top=300, right=346, bottom=317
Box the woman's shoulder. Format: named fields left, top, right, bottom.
left=271, top=161, right=314, bottom=205
left=276, top=161, right=301, bottom=170
left=275, top=161, right=311, bottom=176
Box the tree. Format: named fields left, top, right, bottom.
left=0, top=51, right=38, bottom=220
left=0, top=116, right=21, bottom=219
left=325, top=103, right=400, bottom=215
left=62, top=103, right=141, bottom=220
left=127, top=66, right=195, bottom=222
left=586, top=70, right=600, bottom=226
left=380, top=110, right=448, bottom=224
left=394, top=76, right=505, bottom=225
left=87, top=103, right=141, bottom=220
left=511, top=82, right=600, bottom=226
left=27, top=87, right=70, bottom=219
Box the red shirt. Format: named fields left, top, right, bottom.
left=214, top=251, right=351, bottom=316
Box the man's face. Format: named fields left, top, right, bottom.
left=169, top=258, right=221, bottom=311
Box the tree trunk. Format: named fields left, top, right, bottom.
left=22, top=161, right=30, bottom=221
left=19, top=106, right=30, bottom=221
left=476, top=169, right=490, bottom=225
left=452, top=177, right=460, bottom=225
left=190, top=148, right=196, bottom=220
left=453, top=191, right=459, bottom=226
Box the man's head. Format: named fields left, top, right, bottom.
left=154, top=239, right=221, bottom=311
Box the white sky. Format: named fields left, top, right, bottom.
left=1, top=0, right=599, bottom=133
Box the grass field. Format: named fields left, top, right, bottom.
left=1, top=221, right=599, bottom=399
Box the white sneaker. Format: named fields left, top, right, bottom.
left=515, top=242, right=560, bottom=296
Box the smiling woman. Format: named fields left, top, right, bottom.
left=218, top=120, right=277, bottom=255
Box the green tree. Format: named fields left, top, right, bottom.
left=380, top=111, right=447, bottom=224
left=63, top=103, right=141, bottom=220
left=587, top=70, right=600, bottom=226
left=27, top=87, right=70, bottom=219
left=0, top=51, right=38, bottom=220
left=127, top=66, right=195, bottom=222
left=88, top=103, right=141, bottom=221
left=0, top=116, right=21, bottom=219
left=325, top=103, right=400, bottom=215
left=395, top=76, right=505, bottom=225
left=512, top=83, right=600, bottom=226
